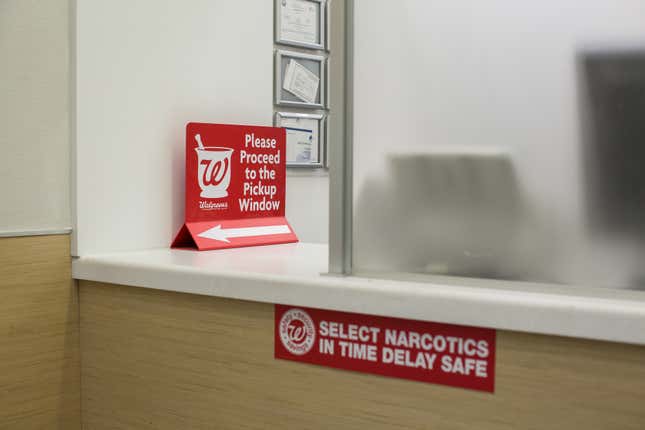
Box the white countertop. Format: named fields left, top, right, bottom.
left=72, top=242, right=645, bottom=345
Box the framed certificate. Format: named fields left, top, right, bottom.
left=275, top=0, right=327, bottom=50
left=275, top=111, right=326, bottom=168
left=275, top=50, right=327, bottom=109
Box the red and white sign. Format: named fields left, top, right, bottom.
left=275, top=305, right=496, bottom=392
left=172, top=123, right=298, bottom=250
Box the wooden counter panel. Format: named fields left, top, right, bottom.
left=0, top=235, right=80, bottom=429
left=80, top=281, right=645, bottom=430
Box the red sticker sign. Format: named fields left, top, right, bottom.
left=172, top=123, right=298, bottom=250
left=275, top=305, right=496, bottom=392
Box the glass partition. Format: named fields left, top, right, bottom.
left=349, top=0, right=645, bottom=289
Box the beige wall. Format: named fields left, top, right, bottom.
left=0, top=0, right=71, bottom=234
left=80, top=281, right=645, bottom=430
left=0, top=2, right=78, bottom=426
left=0, top=235, right=80, bottom=429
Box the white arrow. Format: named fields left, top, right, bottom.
left=197, top=224, right=291, bottom=243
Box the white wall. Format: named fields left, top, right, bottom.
left=352, top=0, right=645, bottom=286
left=73, top=0, right=328, bottom=255
left=0, top=0, right=71, bottom=234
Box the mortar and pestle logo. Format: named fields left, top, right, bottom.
left=194, top=134, right=234, bottom=199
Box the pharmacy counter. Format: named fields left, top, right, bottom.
left=72, top=242, right=645, bottom=429
left=72, top=242, right=645, bottom=345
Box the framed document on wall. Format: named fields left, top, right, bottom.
left=275, top=111, right=326, bottom=167
left=275, top=0, right=327, bottom=50
left=275, top=50, right=327, bottom=109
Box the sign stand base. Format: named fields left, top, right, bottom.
left=172, top=216, right=298, bottom=251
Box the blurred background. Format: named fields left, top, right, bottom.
left=352, top=1, right=645, bottom=289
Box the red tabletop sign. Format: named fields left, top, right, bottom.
left=275, top=305, right=496, bottom=392
left=172, top=123, right=298, bottom=250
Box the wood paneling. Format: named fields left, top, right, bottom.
left=0, top=235, right=80, bottom=430
left=80, top=281, right=645, bottom=430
